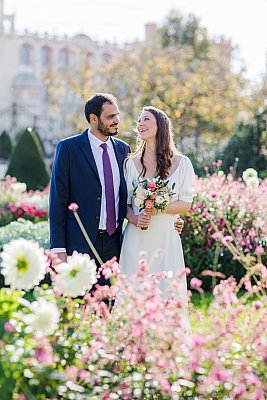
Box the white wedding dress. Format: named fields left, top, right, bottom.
left=119, top=155, right=195, bottom=299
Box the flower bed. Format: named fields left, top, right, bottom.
left=0, top=238, right=266, bottom=399
left=182, top=166, right=267, bottom=289
left=0, top=176, right=48, bottom=227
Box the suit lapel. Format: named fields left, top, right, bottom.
left=79, top=129, right=100, bottom=181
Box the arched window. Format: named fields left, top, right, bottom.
left=20, top=43, right=32, bottom=65
left=59, top=48, right=69, bottom=67
left=41, top=46, right=51, bottom=68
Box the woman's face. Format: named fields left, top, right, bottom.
left=137, top=111, right=157, bottom=142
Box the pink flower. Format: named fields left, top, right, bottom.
left=79, top=369, right=90, bottom=381
left=68, top=203, right=79, bottom=211
left=145, top=199, right=153, bottom=208
left=231, top=385, right=246, bottom=398
left=190, top=277, right=202, bottom=289
left=34, top=345, right=54, bottom=366
left=192, top=335, right=205, bottom=346
left=4, top=321, right=15, bottom=332
left=147, top=182, right=157, bottom=191
left=253, top=300, right=263, bottom=310
left=222, top=235, right=233, bottom=245
left=65, top=366, right=78, bottom=380
left=255, top=246, right=264, bottom=256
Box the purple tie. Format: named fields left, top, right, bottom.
left=100, top=143, right=116, bottom=236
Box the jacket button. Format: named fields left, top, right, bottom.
left=97, top=197, right=101, bottom=201
left=96, top=216, right=99, bottom=220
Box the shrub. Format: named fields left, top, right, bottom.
left=0, top=131, right=12, bottom=160
left=6, top=128, right=50, bottom=190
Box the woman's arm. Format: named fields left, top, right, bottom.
left=126, top=205, right=151, bottom=229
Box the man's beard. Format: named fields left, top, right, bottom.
left=98, top=119, right=118, bottom=137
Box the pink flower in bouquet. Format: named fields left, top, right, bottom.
left=68, top=202, right=79, bottom=211
left=147, top=181, right=157, bottom=191
left=145, top=199, right=153, bottom=209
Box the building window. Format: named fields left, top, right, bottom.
left=20, top=43, right=32, bottom=65
left=59, top=48, right=69, bottom=67
left=41, top=46, right=51, bottom=68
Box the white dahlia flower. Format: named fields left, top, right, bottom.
left=242, top=168, right=258, bottom=183
left=1, top=238, right=47, bottom=290
left=53, top=251, right=97, bottom=297
left=246, top=176, right=259, bottom=189
left=23, top=298, right=60, bottom=336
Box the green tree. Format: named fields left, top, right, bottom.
left=6, top=128, right=50, bottom=190
left=0, top=131, right=12, bottom=159
left=160, top=11, right=210, bottom=58
left=218, top=109, right=267, bottom=178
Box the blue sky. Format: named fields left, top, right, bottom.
left=5, top=0, right=267, bottom=81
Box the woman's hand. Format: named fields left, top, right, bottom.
left=144, top=206, right=158, bottom=217
left=135, top=213, right=151, bottom=229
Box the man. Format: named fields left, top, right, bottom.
left=49, top=92, right=184, bottom=286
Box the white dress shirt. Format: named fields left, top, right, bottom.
left=52, top=129, right=121, bottom=253
left=88, top=130, right=120, bottom=230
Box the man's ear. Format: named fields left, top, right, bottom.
left=89, top=113, right=98, bottom=124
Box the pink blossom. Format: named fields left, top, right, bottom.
left=79, top=369, right=90, bottom=381
left=4, top=321, right=15, bottom=332
left=147, top=182, right=157, bottom=191
left=255, top=246, right=264, bottom=256
left=222, top=235, right=233, bottom=245
left=244, top=279, right=253, bottom=292
left=192, top=335, right=205, bottom=346
left=68, top=203, right=79, bottom=211
left=34, top=345, right=54, bottom=366
left=253, top=300, right=263, bottom=310
left=190, top=277, right=202, bottom=289
left=231, top=385, right=246, bottom=398
left=65, top=366, right=78, bottom=380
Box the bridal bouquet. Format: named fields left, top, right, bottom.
left=132, top=176, right=175, bottom=214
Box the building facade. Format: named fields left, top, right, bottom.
left=0, top=0, right=118, bottom=145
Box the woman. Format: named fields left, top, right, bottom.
left=119, top=106, right=195, bottom=297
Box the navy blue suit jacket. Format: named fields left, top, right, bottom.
left=49, top=129, right=130, bottom=255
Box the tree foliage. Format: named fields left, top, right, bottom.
left=218, top=109, right=267, bottom=178
left=6, top=129, right=50, bottom=190
left=0, top=131, right=12, bottom=160
left=160, top=10, right=210, bottom=59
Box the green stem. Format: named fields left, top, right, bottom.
left=73, top=211, right=104, bottom=265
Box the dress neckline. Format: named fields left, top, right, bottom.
left=130, top=155, right=184, bottom=180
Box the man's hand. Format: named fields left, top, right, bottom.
left=174, top=214, right=184, bottom=235
left=52, top=252, right=67, bottom=267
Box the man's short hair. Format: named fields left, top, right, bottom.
left=84, top=93, right=117, bottom=123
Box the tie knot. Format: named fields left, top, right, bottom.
left=100, top=143, right=108, bottom=151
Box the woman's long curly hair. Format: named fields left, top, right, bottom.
left=134, top=106, right=177, bottom=180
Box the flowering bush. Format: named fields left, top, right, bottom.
left=182, top=165, right=267, bottom=289
left=0, top=176, right=48, bottom=227
left=0, top=238, right=266, bottom=399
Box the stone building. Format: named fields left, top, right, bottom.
left=0, top=0, right=118, bottom=145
